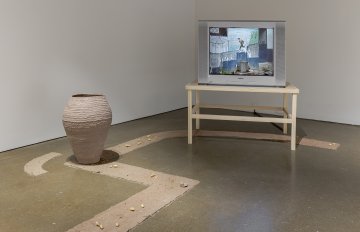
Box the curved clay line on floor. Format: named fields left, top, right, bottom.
left=23, top=130, right=339, bottom=231
left=24, top=130, right=339, bottom=177
left=24, top=152, right=62, bottom=176
left=108, top=130, right=339, bottom=155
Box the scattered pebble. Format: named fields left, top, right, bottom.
left=95, top=221, right=100, bottom=227
left=137, top=141, right=142, bottom=145
left=150, top=174, right=156, bottom=178
left=99, top=224, right=104, bottom=230
left=147, top=138, right=152, bottom=141
left=129, top=207, right=135, bottom=211
left=125, top=144, right=131, bottom=147
left=146, top=135, right=151, bottom=138
left=141, top=204, right=144, bottom=208
left=115, top=222, right=119, bottom=227
left=52, top=222, right=56, bottom=225
left=329, top=143, right=333, bottom=146
left=96, top=171, right=101, bottom=173
left=113, top=164, right=118, bottom=168
left=180, top=183, right=188, bottom=188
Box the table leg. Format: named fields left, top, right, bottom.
left=188, top=90, right=192, bottom=144
left=195, top=90, right=200, bottom=130
left=291, top=94, right=298, bottom=150
left=283, top=93, right=288, bottom=134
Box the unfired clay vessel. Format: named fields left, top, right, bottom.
left=63, top=94, right=112, bottom=164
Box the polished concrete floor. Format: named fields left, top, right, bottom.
left=1, top=109, right=360, bottom=232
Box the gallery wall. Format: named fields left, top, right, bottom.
left=0, top=0, right=195, bottom=152
left=1, top=0, right=359, bottom=152
left=196, top=0, right=360, bottom=125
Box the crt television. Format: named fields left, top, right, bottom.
left=198, top=20, right=286, bottom=87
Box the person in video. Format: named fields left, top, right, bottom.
left=238, top=38, right=246, bottom=52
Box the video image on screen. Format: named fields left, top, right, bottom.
left=209, top=27, right=274, bottom=76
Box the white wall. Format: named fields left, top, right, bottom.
left=1, top=0, right=359, bottom=152
left=196, top=0, right=360, bottom=125
left=0, top=0, right=196, bottom=152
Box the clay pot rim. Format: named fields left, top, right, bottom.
left=72, top=94, right=104, bottom=97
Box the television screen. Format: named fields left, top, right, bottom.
left=209, top=27, right=274, bottom=76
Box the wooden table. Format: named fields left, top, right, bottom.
left=185, top=81, right=300, bottom=150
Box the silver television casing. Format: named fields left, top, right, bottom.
left=198, top=20, right=286, bottom=87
